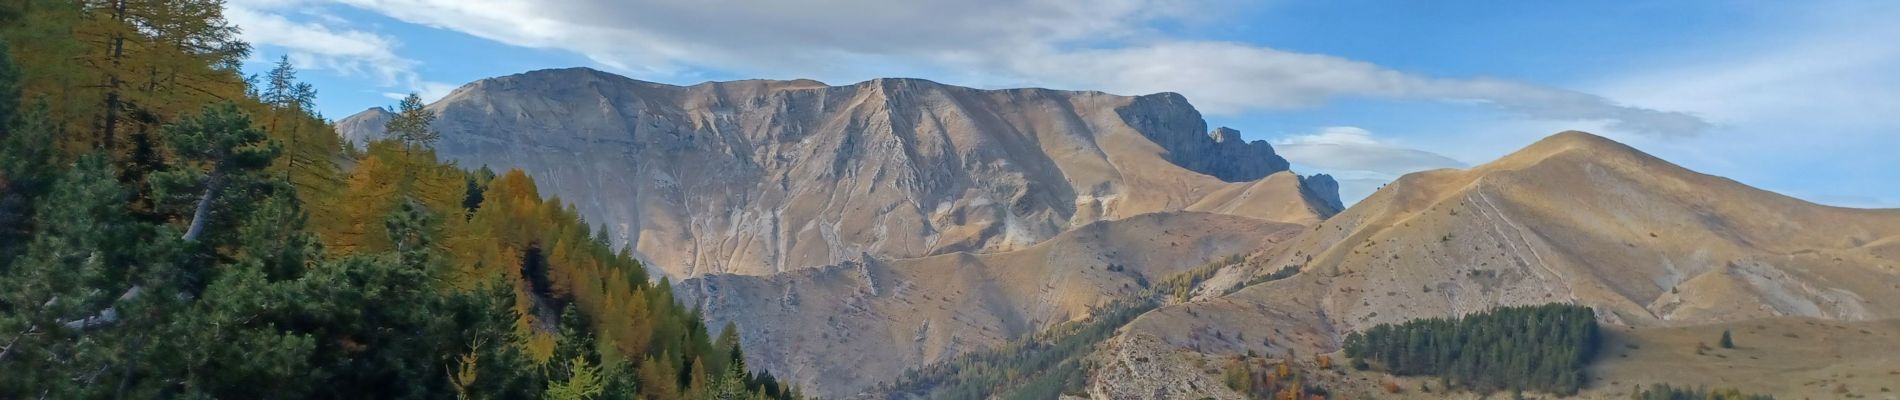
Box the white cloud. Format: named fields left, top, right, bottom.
left=291, top=0, right=1703, bottom=136
left=1598, top=4, right=1900, bottom=135
left=1586, top=2, right=1900, bottom=208
left=1008, top=42, right=1709, bottom=136
left=1274, top=127, right=1465, bottom=176
left=380, top=81, right=458, bottom=102
left=226, top=1, right=456, bottom=101
left=1269, top=126, right=1467, bottom=205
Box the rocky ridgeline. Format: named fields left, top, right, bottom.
left=338, top=67, right=1337, bottom=278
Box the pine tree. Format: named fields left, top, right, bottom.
left=1719, top=329, right=1734, bottom=349
left=1341, top=303, right=1598, bottom=395
left=546, top=356, right=606, bottom=400
left=386, top=92, right=439, bottom=151
left=149, top=102, right=280, bottom=243
left=712, top=363, right=752, bottom=400
left=0, top=155, right=129, bottom=396
left=463, top=175, right=486, bottom=219
left=0, top=3, right=803, bottom=398
left=262, top=55, right=299, bottom=108
left=452, top=277, right=546, bottom=398
left=0, top=38, right=60, bottom=262
left=164, top=210, right=319, bottom=397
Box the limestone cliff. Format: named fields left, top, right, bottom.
left=337, top=68, right=1336, bottom=277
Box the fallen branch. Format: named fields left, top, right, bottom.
left=60, top=286, right=141, bottom=331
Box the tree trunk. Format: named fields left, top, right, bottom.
left=181, top=169, right=225, bottom=242
left=61, top=285, right=139, bottom=331
left=100, top=0, right=128, bottom=152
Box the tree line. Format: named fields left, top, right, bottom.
left=0, top=1, right=797, bottom=398
left=877, top=296, right=1158, bottom=400
left=1342, top=303, right=1599, bottom=396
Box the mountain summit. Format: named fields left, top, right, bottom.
left=337, top=68, right=1339, bottom=277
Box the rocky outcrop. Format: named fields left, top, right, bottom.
left=1202, top=127, right=1291, bottom=182
left=334, top=107, right=392, bottom=148
left=337, top=67, right=1336, bottom=277
left=1113, top=94, right=1287, bottom=183
left=1088, top=334, right=1244, bottom=400
left=1297, top=173, right=1343, bottom=211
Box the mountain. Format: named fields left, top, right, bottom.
left=336, top=68, right=1339, bottom=278
left=678, top=211, right=1306, bottom=397
left=1089, top=131, right=1900, bottom=398
left=333, top=107, right=392, bottom=148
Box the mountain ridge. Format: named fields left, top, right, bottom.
left=337, top=67, right=1338, bottom=277
left=1084, top=130, right=1900, bottom=397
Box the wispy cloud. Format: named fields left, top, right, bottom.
left=1266, top=126, right=1467, bottom=205
left=226, top=0, right=456, bottom=101
left=1274, top=127, right=1466, bottom=176
left=1011, top=42, right=1708, bottom=136
left=282, top=0, right=1705, bottom=136
left=1588, top=2, right=1900, bottom=208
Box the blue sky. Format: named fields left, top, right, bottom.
left=227, top=0, right=1899, bottom=207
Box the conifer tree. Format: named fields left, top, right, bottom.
left=0, top=39, right=59, bottom=262
left=79, top=0, right=251, bottom=152
left=0, top=155, right=129, bottom=396
left=149, top=102, right=280, bottom=242
left=0, top=37, right=19, bottom=128
left=0, top=9, right=804, bottom=396
left=386, top=92, right=440, bottom=151
left=262, top=55, right=301, bottom=109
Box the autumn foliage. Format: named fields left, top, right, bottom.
left=1222, top=354, right=1337, bottom=399
left=0, top=1, right=798, bottom=397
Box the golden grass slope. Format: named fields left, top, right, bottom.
left=1265, top=130, right=1900, bottom=330
left=1101, top=131, right=1900, bottom=397
left=679, top=211, right=1306, bottom=397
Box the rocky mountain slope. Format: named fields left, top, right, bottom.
left=336, top=68, right=1339, bottom=278
left=1090, top=131, right=1900, bottom=398
left=677, top=211, right=1307, bottom=397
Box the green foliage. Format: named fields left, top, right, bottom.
left=149, top=102, right=283, bottom=243
left=1630, top=383, right=1774, bottom=400
left=547, top=356, right=607, bottom=400
left=262, top=55, right=317, bottom=111
left=387, top=92, right=440, bottom=151
left=463, top=175, right=486, bottom=218
left=0, top=4, right=801, bottom=398
left=1221, top=356, right=1330, bottom=400
left=997, top=359, right=1087, bottom=400
left=0, top=40, right=60, bottom=262
left=1719, top=329, right=1734, bottom=349
left=884, top=296, right=1159, bottom=400
left=0, top=36, right=19, bottom=128
left=1342, top=303, right=1600, bottom=395
left=0, top=155, right=151, bottom=396
left=1155, top=254, right=1242, bottom=301
left=1224, top=264, right=1299, bottom=296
